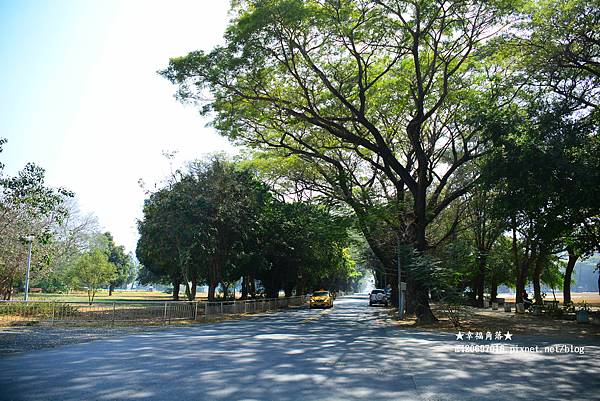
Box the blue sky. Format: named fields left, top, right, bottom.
left=0, top=0, right=233, bottom=252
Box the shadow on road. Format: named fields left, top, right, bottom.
left=0, top=296, right=598, bottom=401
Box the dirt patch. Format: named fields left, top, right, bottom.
left=0, top=325, right=168, bottom=356
left=392, top=304, right=600, bottom=340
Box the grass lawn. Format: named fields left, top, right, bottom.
left=23, top=290, right=209, bottom=303
left=497, top=292, right=600, bottom=307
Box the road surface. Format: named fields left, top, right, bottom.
left=0, top=295, right=599, bottom=401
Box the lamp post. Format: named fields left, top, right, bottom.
left=396, top=234, right=405, bottom=320
left=23, top=235, right=34, bottom=301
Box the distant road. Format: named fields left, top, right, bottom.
left=0, top=295, right=598, bottom=401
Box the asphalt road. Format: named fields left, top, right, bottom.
left=0, top=295, right=599, bottom=401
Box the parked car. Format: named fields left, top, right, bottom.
left=369, top=289, right=388, bottom=306
left=310, top=290, right=334, bottom=309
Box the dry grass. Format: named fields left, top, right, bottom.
left=497, top=292, right=600, bottom=306
left=393, top=303, right=600, bottom=340
left=23, top=290, right=211, bottom=302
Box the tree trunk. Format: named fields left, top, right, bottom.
left=532, top=271, right=541, bottom=304
left=249, top=275, right=256, bottom=299
left=389, top=266, right=398, bottom=309
left=221, top=282, right=229, bottom=300
left=184, top=282, right=192, bottom=301
left=475, top=255, right=487, bottom=307
left=467, top=278, right=477, bottom=303
left=410, top=170, right=438, bottom=323
left=209, top=258, right=221, bottom=301
left=473, top=275, right=482, bottom=307
left=208, top=281, right=217, bottom=302
left=190, top=278, right=197, bottom=300
left=1, top=287, right=12, bottom=300
left=562, top=248, right=578, bottom=305
left=264, top=286, right=278, bottom=299
left=490, top=274, right=498, bottom=302
left=511, top=221, right=524, bottom=304
left=516, top=257, right=530, bottom=304
left=284, top=278, right=294, bottom=298
left=516, top=249, right=535, bottom=304
left=172, top=277, right=180, bottom=301
left=515, top=268, right=524, bottom=304
left=532, top=256, right=544, bottom=304
left=374, top=269, right=386, bottom=289
left=241, top=276, right=248, bottom=299
left=414, top=281, right=435, bottom=324
left=296, top=276, right=305, bottom=296
left=412, top=219, right=437, bottom=324
left=405, top=279, right=417, bottom=314
left=109, top=285, right=114, bottom=296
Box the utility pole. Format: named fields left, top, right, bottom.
left=24, top=235, right=34, bottom=302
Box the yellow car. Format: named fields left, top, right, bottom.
left=310, top=290, right=334, bottom=309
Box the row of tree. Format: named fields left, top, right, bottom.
left=136, top=158, right=362, bottom=301
left=161, top=0, right=599, bottom=320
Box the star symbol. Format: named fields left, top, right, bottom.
left=456, top=331, right=464, bottom=340
left=504, top=331, right=513, bottom=341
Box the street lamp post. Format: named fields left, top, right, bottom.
left=23, top=235, right=34, bottom=302
left=397, top=236, right=405, bottom=320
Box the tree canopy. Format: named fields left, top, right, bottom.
left=161, top=0, right=526, bottom=322
left=136, top=157, right=359, bottom=301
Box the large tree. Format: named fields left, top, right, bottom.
left=34, top=199, right=101, bottom=293
left=68, top=248, right=116, bottom=304
left=0, top=139, right=73, bottom=299
left=482, top=99, right=599, bottom=304
left=136, top=156, right=358, bottom=300
left=255, top=199, right=356, bottom=297
left=102, top=232, right=135, bottom=296
left=137, top=157, right=270, bottom=301
left=162, top=0, right=517, bottom=322
left=459, top=185, right=505, bottom=305
left=481, top=0, right=600, bottom=304
left=516, top=0, right=599, bottom=110
left=137, top=187, right=184, bottom=300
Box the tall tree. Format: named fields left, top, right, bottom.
left=516, top=0, right=599, bottom=110
left=137, top=188, right=184, bottom=300
left=161, top=0, right=517, bottom=322
left=483, top=0, right=600, bottom=301
left=513, top=0, right=600, bottom=304
left=0, top=139, right=73, bottom=299
left=136, top=156, right=358, bottom=300
left=68, top=248, right=116, bottom=304
left=137, top=157, right=270, bottom=301
left=465, top=187, right=505, bottom=305
left=34, top=199, right=101, bottom=293
left=102, top=232, right=135, bottom=296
